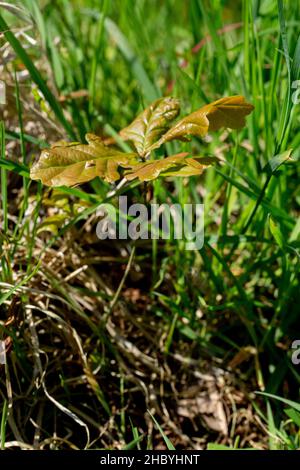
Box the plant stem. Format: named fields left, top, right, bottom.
left=103, top=245, right=136, bottom=323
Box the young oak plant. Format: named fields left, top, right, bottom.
left=30, top=96, right=254, bottom=186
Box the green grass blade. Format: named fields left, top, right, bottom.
left=148, top=410, right=175, bottom=450
left=0, top=399, right=8, bottom=450
left=257, top=392, right=300, bottom=413
left=0, top=121, right=7, bottom=233
left=0, top=13, right=75, bottom=138
left=104, top=17, right=158, bottom=102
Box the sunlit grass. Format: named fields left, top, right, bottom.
left=0, top=0, right=299, bottom=450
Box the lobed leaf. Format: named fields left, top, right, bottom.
left=156, top=95, right=254, bottom=146
left=30, top=133, right=138, bottom=186
left=30, top=96, right=253, bottom=187
left=123, top=153, right=217, bottom=182
left=120, top=97, right=180, bottom=157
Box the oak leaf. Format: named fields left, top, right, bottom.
left=30, top=133, right=138, bottom=186
left=123, top=153, right=217, bottom=182
left=156, top=95, right=254, bottom=146
left=120, top=97, right=180, bottom=157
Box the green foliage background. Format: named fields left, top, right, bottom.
left=0, top=0, right=299, bottom=450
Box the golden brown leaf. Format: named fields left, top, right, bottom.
left=123, top=153, right=216, bottom=182
left=120, top=97, right=180, bottom=157
left=30, top=133, right=138, bottom=186
left=157, top=95, right=254, bottom=145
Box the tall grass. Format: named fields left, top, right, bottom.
left=0, top=0, right=299, bottom=450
